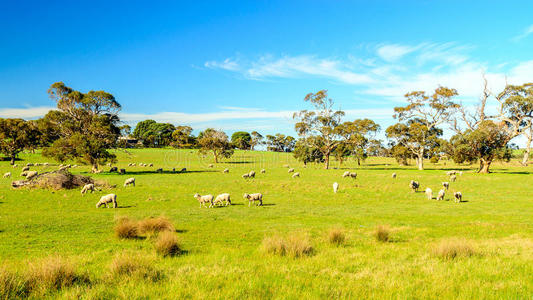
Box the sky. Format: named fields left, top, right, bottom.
left=1, top=0, right=532, bottom=143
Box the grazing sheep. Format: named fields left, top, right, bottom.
left=26, top=163, right=33, bottom=167
left=425, top=188, right=433, bottom=200
left=81, top=183, right=95, bottom=195
left=292, top=172, right=300, bottom=178
left=459, top=171, right=463, bottom=176
left=119, top=169, right=126, bottom=175
left=208, top=164, right=214, bottom=168
left=148, top=163, right=153, bottom=167
left=223, top=168, right=229, bottom=173
left=193, top=193, right=214, bottom=208
left=437, top=189, right=446, bottom=201
left=3, top=172, right=11, bottom=178
left=442, top=182, right=450, bottom=190
left=25, top=171, right=38, bottom=180
left=12, top=164, right=18, bottom=168
left=43, top=162, right=49, bottom=166
left=248, top=171, right=255, bottom=178
left=446, top=170, right=457, bottom=176
left=109, top=167, right=118, bottom=173
left=454, top=191, right=462, bottom=203
left=260, top=169, right=266, bottom=173
left=283, top=164, right=290, bottom=168
left=242, top=173, right=250, bottom=179
left=342, top=171, right=357, bottom=178
left=156, top=168, right=163, bottom=173
left=96, top=194, right=117, bottom=208
left=214, top=193, right=231, bottom=206
left=20, top=171, right=28, bottom=177
left=409, top=180, right=419, bottom=192
left=21, top=166, right=30, bottom=172
left=171, top=168, right=176, bottom=173
left=123, top=177, right=135, bottom=187
left=392, top=173, right=397, bottom=179
left=243, top=193, right=263, bottom=206
left=450, top=175, right=457, bottom=182
left=333, top=182, right=339, bottom=193
left=180, top=168, right=187, bottom=173
left=288, top=168, right=295, bottom=173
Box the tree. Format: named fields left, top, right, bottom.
left=197, top=128, right=234, bottom=163
left=336, top=118, right=380, bottom=165
left=231, top=131, right=252, bottom=150
left=171, top=126, right=196, bottom=148
left=389, top=142, right=413, bottom=166
left=120, top=125, right=132, bottom=137
left=293, top=137, right=324, bottom=165
left=42, top=82, right=121, bottom=172
left=265, top=134, right=295, bottom=152
left=393, top=86, right=459, bottom=170
left=0, top=119, right=40, bottom=164
left=332, top=142, right=351, bottom=165
left=293, top=90, right=345, bottom=169
left=133, top=120, right=175, bottom=147
left=133, top=120, right=156, bottom=141
left=250, top=131, right=264, bottom=151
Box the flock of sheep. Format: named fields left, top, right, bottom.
left=410, top=170, right=464, bottom=203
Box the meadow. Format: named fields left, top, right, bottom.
left=1, top=148, right=532, bottom=299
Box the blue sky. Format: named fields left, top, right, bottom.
left=1, top=0, right=532, bottom=141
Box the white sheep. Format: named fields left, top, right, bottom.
left=148, top=163, right=153, bottom=167
left=437, top=189, right=445, bottom=201
left=248, top=171, right=255, bottom=178
left=194, top=193, right=214, bottom=208
left=96, top=194, right=117, bottom=208
left=81, top=183, right=95, bottom=195
left=292, top=172, right=300, bottom=178
left=342, top=171, right=350, bottom=177
left=454, top=191, right=462, bottom=203
left=288, top=168, right=295, bottom=173
left=3, top=172, right=11, bottom=178
left=223, top=168, right=229, bottom=173
left=459, top=171, right=463, bottom=176
left=208, top=164, right=214, bottom=168
left=26, top=163, right=33, bottom=167
left=243, top=193, right=263, bottom=206
left=446, top=170, right=457, bottom=176
left=25, top=171, right=38, bottom=180
left=442, top=182, right=450, bottom=190
left=123, top=177, right=135, bottom=187
left=214, top=193, right=231, bottom=206
left=333, top=182, right=339, bottom=193
left=12, top=164, right=18, bottom=168
left=21, top=166, right=30, bottom=172
left=392, top=173, right=397, bottom=179
left=425, top=188, right=433, bottom=200
left=409, top=180, right=419, bottom=192
left=450, top=175, right=457, bottom=182
left=242, top=173, right=250, bottom=179
left=283, top=164, right=290, bottom=168
left=260, top=169, right=266, bottom=173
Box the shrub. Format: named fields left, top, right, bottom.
left=374, top=225, right=390, bottom=242
left=431, top=238, right=476, bottom=260
left=327, top=228, right=346, bottom=246
left=26, top=256, right=87, bottom=291
left=154, top=231, right=182, bottom=257
left=138, top=216, right=175, bottom=236
left=114, top=217, right=139, bottom=239
left=261, top=233, right=313, bottom=258
left=261, top=235, right=286, bottom=256
left=109, top=253, right=162, bottom=281
left=0, top=266, right=30, bottom=298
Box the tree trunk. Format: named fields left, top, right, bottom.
left=213, top=152, right=218, bottom=163
left=357, top=158, right=361, bottom=166
left=416, top=154, right=424, bottom=170
left=91, top=163, right=99, bottom=173
left=521, top=137, right=532, bottom=166
left=478, top=159, right=491, bottom=173
left=324, top=153, right=330, bottom=169
left=10, top=156, right=15, bottom=165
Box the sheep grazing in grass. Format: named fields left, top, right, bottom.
left=243, top=193, right=263, bottom=206
left=288, top=168, right=295, bottom=173
left=208, top=164, right=214, bottom=168
left=342, top=171, right=350, bottom=177
left=409, top=180, right=419, bottom=192
left=96, top=194, right=117, bottom=208
left=180, top=168, right=187, bottom=173
left=109, top=167, right=118, bottom=173
left=459, top=171, right=463, bottom=176
left=425, top=188, right=433, bottom=200
left=292, top=172, right=300, bottom=178
left=3, top=172, right=11, bottom=178
left=454, top=191, right=462, bottom=203
left=261, top=169, right=266, bottom=173
left=26, top=163, right=34, bottom=167
left=333, top=182, right=339, bottom=193
left=12, top=164, right=18, bottom=168
left=248, top=171, right=255, bottom=178
left=450, top=175, right=457, bottom=182
left=437, top=189, right=446, bottom=201
left=342, top=171, right=357, bottom=179
left=283, top=164, right=290, bottom=168
left=446, top=170, right=457, bottom=176
left=242, top=173, right=250, bottom=179
left=223, top=168, right=229, bottom=173
left=128, top=163, right=136, bottom=167
left=124, top=177, right=135, bottom=187
left=392, top=173, right=397, bottom=179
left=81, top=183, right=95, bottom=195
left=25, top=171, right=38, bottom=180
left=21, top=166, right=30, bottom=172
left=148, top=163, right=153, bottom=167
left=156, top=168, right=163, bottom=173
left=119, top=169, right=126, bottom=175
left=442, top=182, right=450, bottom=190
left=214, top=193, right=231, bottom=206
left=193, top=193, right=214, bottom=208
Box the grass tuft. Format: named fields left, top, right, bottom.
left=26, top=256, right=88, bottom=291
left=327, top=228, right=346, bottom=246
left=114, top=217, right=139, bottom=239
left=154, top=231, right=182, bottom=257
left=262, top=233, right=313, bottom=258
left=110, top=252, right=163, bottom=281
left=0, top=266, right=30, bottom=299
left=431, top=238, right=477, bottom=260
left=139, top=216, right=175, bottom=236
left=374, top=225, right=390, bottom=242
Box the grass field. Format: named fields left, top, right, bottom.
left=1, top=148, right=532, bottom=299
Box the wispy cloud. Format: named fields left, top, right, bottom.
left=376, top=44, right=418, bottom=62
left=512, top=24, right=533, bottom=41
left=204, top=58, right=240, bottom=71
left=0, top=106, right=55, bottom=119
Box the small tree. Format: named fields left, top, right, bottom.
left=171, top=126, right=196, bottom=148
left=231, top=131, right=252, bottom=150
left=336, top=119, right=380, bottom=166
left=265, top=134, right=295, bottom=152
left=293, top=90, right=345, bottom=169
left=250, top=131, right=264, bottom=151
left=293, top=137, right=324, bottom=165
left=0, top=119, right=40, bottom=164
left=197, top=128, right=234, bottom=163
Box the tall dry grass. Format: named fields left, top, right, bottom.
left=262, top=233, right=313, bottom=258
left=431, top=238, right=477, bottom=260
left=154, top=231, right=182, bottom=257
left=114, top=217, right=139, bottom=239
left=374, top=225, right=390, bottom=242
left=327, top=228, right=346, bottom=246
left=109, top=252, right=162, bottom=281
left=138, top=216, right=175, bottom=236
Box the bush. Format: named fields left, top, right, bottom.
left=154, top=231, right=182, bottom=257
left=374, top=225, right=390, bottom=242
left=327, top=228, right=346, bottom=246
left=26, top=256, right=87, bottom=291
left=138, top=216, right=175, bottom=236
left=114, top=217, right=139, bottom=239
left=0, top=266, right=30, bottom=299
left=262, top=233, right=313, bottom=258
left=430, top=156, right=439, bottom=164
left=431, top=238, right=476, bottom=260
left=109, top=253, right=162, bottom=281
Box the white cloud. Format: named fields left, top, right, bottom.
left=0, top=106, right=55, bottom=119
left=376, top=44, right=418, bottom=62
left=512, top=24, right=533, bottom=41
left=204, top=58, right=240, bottom=71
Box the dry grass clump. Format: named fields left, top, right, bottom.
left=262, top=233, right=314, bottom=258
left=26, top=256, right=88, bottom=291
left=109, top=253, right=162, bottom=281
left=327, top=228, right=346, bottom=246
left=0, top=266, right=30, bottom=298
left=431, top=238, right=477, bottom=260
left=114, top=217, right=139, bottom=239
left=138, top=216, right=175, bottom=236
left=373, top=225, right=390, bottom=242
left=154, top=231, right=182, bottom=257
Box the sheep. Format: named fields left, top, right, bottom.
left=342, top=171, right=352, bottom=178
left=21, top=166, right=30, bottom=172
left=3, top=172, right=11, bottom=178
left=81, top=183, right=95, bottom=195
left=171, top=168, right=176, bottom=173
left=442, top=182, right=450, bottom=190
left=260, top=169, right=266, bottom=173
left=333, top=182, right=339, bottom=193
left=109, top=167, right=118, bottom=173
left=437, top=189, right=445, bottom=201
left=43, top=162, right=49, bottom=166
left=20, top=171, right=28, bottom=177
left=292, top=172, right=300, bottom=178
left=409, top=180, right=419, bottom=192
left=156, top=168, right=163, bottom=173
left=119, top=169, right=126, bottom=175
left=283, top=164, right=290, bottom=168
left=148, top=163, right=153, bottom=167
left=348, top=172, right=357, bottom=179
left=208, top=164, right=214, bottom=168
left=454, top=191, right=462, bottom=203
left=446, top=170, right=457, bottom=176
left=193, top=193, right=214, bottom=208
left=392, top=173, right=397, bottom=179
left=96, top=194, right=117, bottom=208
left=223, top=168, right=229, bottom=173
left=123, top=177, right=135, bottom=187
left=243, top=193, right=263, bottom=206
left=425, top=188, right=433, bottom=200
left=26, top=163, right=34, bottom=167
left=180, top=168, right=187, bottom=173
left=248, top=171, right=255, bottom=178
left=214, top=193, right=231, bottom=206
left=242, top=173, right=250, bottom=179
left=58, top=165, right=69, bottom=171
left=106, top=163, right=112, bottom=167
left=288, top=168, right=295, bottom=173
left=128, top=163, right=136, bottom=167
left=12, top=164, right=18, bottom=168
left=459, top=171, right=463, bottom=176
left=450, top=175, right=457, bottom=182
left=25, top=171, right=38, bottom=180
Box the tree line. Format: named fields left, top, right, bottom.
left=0, top=80, right=531, bottom=173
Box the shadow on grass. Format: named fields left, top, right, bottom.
left=85, top=170, right=218, bottom=176
left=116, top=205, right=136, bottom=209
left=222, top=161, right=254, bottom=164
left=261, top=203, right=276, bottom=206
left=175, top=229, right=188, bottom=233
